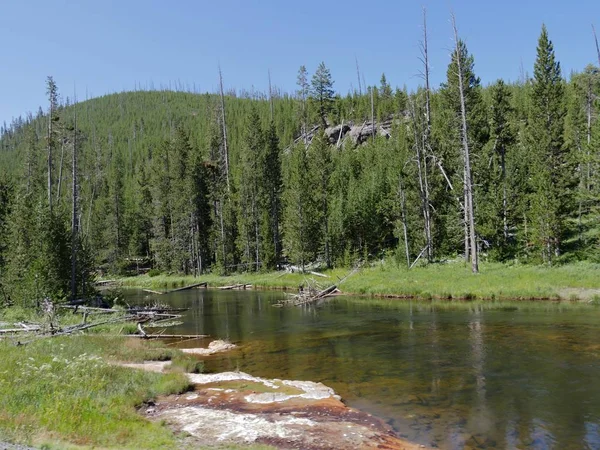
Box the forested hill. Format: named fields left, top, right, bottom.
left=1, top=25, right=600, bottom=305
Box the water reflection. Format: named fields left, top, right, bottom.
left=125, top=289, right=600, bottom=449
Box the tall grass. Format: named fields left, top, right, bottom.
left=118, top=260, right=600, bottom=301
left=0, top=336, right=191, bottom=449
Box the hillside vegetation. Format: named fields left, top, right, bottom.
left=1, top=25, right=599, bottom=305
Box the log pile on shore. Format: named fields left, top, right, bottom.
left=0, top=298, right=195, bottom=344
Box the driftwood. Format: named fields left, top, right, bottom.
left=274, top=263, right=361, bottom=307
left=60, top=305, right=188, bottom=315
left=0, top=323, right=42, bottom=334
left=94, top=279, right=118, bottom=286
left=143, top=288, right=164, bottom=295
left=168, top=282, right=207, bottom=292
left=4, top=303, right=185, bottom=345
left=143, top=282, right=207, bottom=295
left=218, top=284, right=252, bottom=290
left=274, top=284, right=341, bottom=307
left=137, top=322, right=147, bottom=338
left=123, top=333, right=208, bottom=339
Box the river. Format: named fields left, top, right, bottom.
left=125, top=288, right=600, bottom=449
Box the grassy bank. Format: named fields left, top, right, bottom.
left=0, top=334, right=198, bottom=449
left=118, top=260, right=600, bottom=301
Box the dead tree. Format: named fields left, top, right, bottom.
left=452, top=13, right=479, bottom=273
left=593, top=24, right=600, bottom=67
left=355, top=56, right=363, bottom=96
left=71, top=92, right=79, bottom=300
left=218, top=66, right=230, bottom=192
left=370, top=86, right=375, bottom=141
left=398, top=174, right=411, bottom=268
left=418, top=7, right=434, bottom=262
left=268, top=69, right=274, bottom=121
left=46, top=77, right=58, bottom=213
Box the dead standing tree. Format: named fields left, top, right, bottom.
left=452, top=13, right=479, bottom=273
left=218, top=65, right=231, bottom=192
left=593, top=24, right=600, bottom=67
left=413, top=7, right=434, bottom=263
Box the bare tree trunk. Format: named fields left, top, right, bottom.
left=218, top=66, right=230, bottom=192
left=196, top=222, right=203, bottom=274
left=370, top=87, right=375, bottom=142
left=452, top=13, right=478, bottom=273
left=464, top=168, right=470, bottom=262
left=501, top=148, right=508, bottom=242
left=398, top=175, right=411, bottom=268
left=47, top=110, right=53, bottom=213
left=71, top=105, right=78, bottom=300
left=408, top=100, right=432, bottom=264
left=355, top=56, right=362, bottom=96
left=57, top=140, right=65, bottom=201
left=593, top=24, right=600, bottom=67
left=253, top=196, right=260, bottom=271
left=586, top=76, right=592, bottom=190
left=268, top=69, right=274, bottom=121
left=420, top=7, right=433, bottom=262
left=218, top=200, right=226, bottom=268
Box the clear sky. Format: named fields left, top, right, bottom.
left=1, top=0, right=599, bottom=126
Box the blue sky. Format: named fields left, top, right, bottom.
left=1, top=0, right=599, bottom=126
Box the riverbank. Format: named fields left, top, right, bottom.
left=0, top=334, right=197, bottom=449
left=0, top=330, right=426, bottom=449
left=117, top=260, right=600, bottom=301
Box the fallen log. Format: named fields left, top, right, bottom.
left=143, top=288, right=165, bottom=295
left=0, top=328, right=35, bottom=334
left=94, top=279, right=118, bottom=285
left=274, top=285, right=340, bottom=307
left=218, top=284, right=245, bottom=290
left=59, top=305, right=119, bottom=314
left=143, top=282, right=207, bottom=295
left=168, top=282, right=207, bottom=292
left=127, top=308, right=188, bottom=314
left=124, top=334, right=209, bottom=339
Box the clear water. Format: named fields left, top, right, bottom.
left=125, top=288, right=600, bottom=449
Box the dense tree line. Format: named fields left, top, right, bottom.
left=1, top=24, right=599, bottom=304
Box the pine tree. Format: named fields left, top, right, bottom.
left=150, top=140, right=174, bottom=270
left=378, top=73, right=394, bottom=120
left=309, top=131, right=333, bottom=267
left=297, top=66, right=310, bottom=142
left=283, top=143, right=319, bottom=270
left=311, top=62, right=335, bottom=127
left=260, top=121, right=282, bottom=269
left=0, top=179, right=11, bottom=278
left=526, top=25, right=572, bottom=262
left=237, top=107, right=264, bottom=270
left=480, top=79, right=517, bottom=259
left=189, top=150, right=213, bottom=274
left=440, top=35, right=488, bottom=268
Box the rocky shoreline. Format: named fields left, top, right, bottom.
left=127, top=341, right=429, bottom=450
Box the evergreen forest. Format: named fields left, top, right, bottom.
left=1, top=22, right=600, bottom=306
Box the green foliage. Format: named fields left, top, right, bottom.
left=1, top=30, right=600, bottom=289
left=283, top=141, right=320, bottom=269
left=525, top=25, right=573, bottom=263
left=0, top=336, right=191, bottom=448
left=311, top=62, right=335, bottom=127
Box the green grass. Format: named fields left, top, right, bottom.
left=0, top=335, right=195, bottom=449
left=117, top=259, right=600, bottom=301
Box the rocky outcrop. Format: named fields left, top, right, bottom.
left=288, top=116, right=398, bottom=151
left=144, top=370, right=432, bottom=449
left=324, top=123, right=351, bottom=144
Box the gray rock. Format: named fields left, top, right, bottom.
left=324, top=124, right=350, bottom=144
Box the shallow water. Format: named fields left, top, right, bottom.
left=125, top=288, right=600, bottom=449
